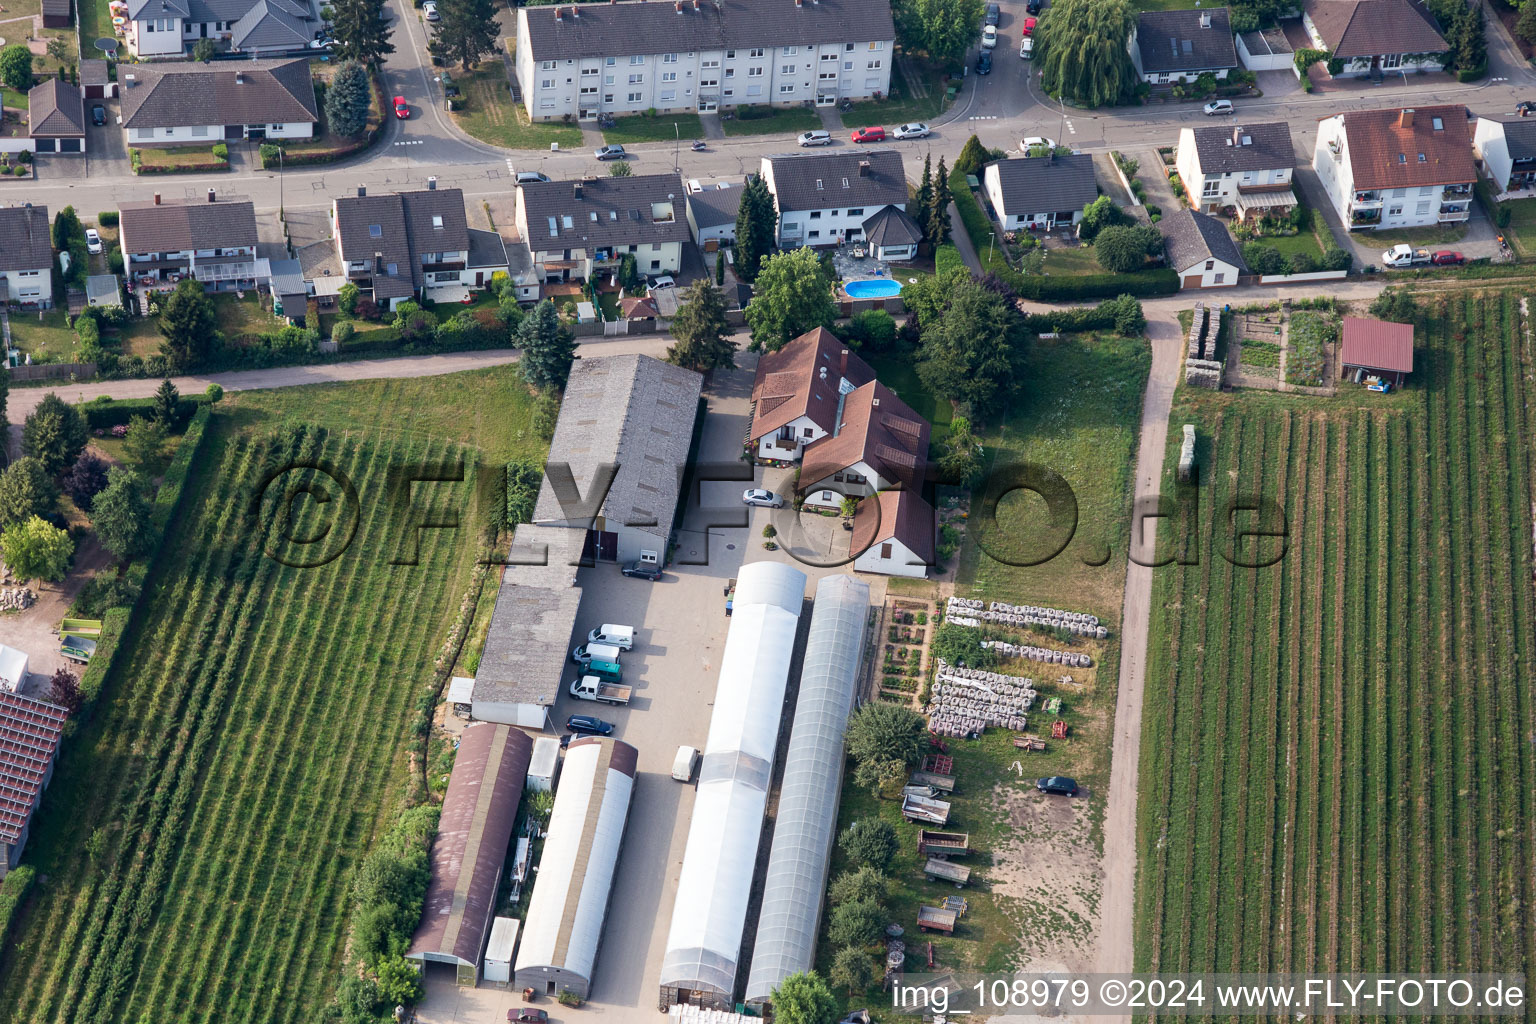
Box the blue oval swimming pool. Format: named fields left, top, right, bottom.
left=844, top=278, right=903, bottom=299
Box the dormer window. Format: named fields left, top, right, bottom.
left=1417, top=153, right=1426, bottom=162
left=1398, top=154, right=1407, bottom=163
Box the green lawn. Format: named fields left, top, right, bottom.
left=1368, top=222, right=1469, bottom=246
left=721, top=106, right=825, bottom=137
left=1256, top=229, right=1327, bottom=262
left=7, top=309, right=83, bottom=363
left=131, top=146, right=230, bottom=172
left=1500, top=196, right=1536, bottom=256
left=210, top=293, right=285, bottom=342
left=1135, top=289, right=1536, bottom=997
left=78, top=0, right=113, bottom=54
left=450, top=64, right=583, bottom=150
left=602, top=113, right=704, bottom=145
left=0, top=368, right=546, bottom=1024
left=957, top=332, right=1151, bottom=618
left=1039, top=244, right=1106, bottom=276
left=845, top=62, right=954, bottom=128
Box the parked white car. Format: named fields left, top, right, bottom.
left=422, top=1, right=439, bottom=19
left=1020, top=136, right=1057, bottom=153
left=1019, top=37, right=1033, bottom=58
left=588, top=624, right=636, bottom=650
left=742, top=488, right=784, bottom=508
left=85, top=229, right=103, bottom=255
left=894, top=122, right=930, bottom=139
left=981, top=24, right=998, bottom=48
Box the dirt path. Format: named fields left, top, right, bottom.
left=1095, top=307, right=1182, bottom=983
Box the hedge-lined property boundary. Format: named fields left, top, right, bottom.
left=79, top=393, right=216, bottom=431
left=0, top=866, right=35, bottom=956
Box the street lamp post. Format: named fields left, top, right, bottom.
left=988, top=231, right=995, bottom=262
left=674, top=122, right=680, bottom=171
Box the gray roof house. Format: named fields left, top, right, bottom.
left=1131, top=7, right=1240, bottom=83
left=1175, top=121, right=1297, bottom=220
left=1161, top=208, right=1246, bottom=288
left=515, top=174, right=692, bottom=287
left=761, top=150, right=908, bottom=247
left=28, top=79, right=86, bottom=154
left=0, top=206, right=55, bottom=309
left=860, top=206, right=921, bottom=260
left=333, top=185, right=502, bottom=306
left=685, top=183, right=744, bottom=246
left=118, top=195, right=263, bottom=291
left=982, top=153, right=1099, bottom=231
left=1303, top=0, right=1447, bottom=76
left=126, top=0, right=321, bottom=57
left=119, top=59, right=318, bottom=145
left=533, top=353, right=704, bottom=567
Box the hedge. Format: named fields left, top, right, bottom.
left=79, top=393, right=214, bottom=430
left=97, top=211, right=118, bottom=227
left=0, top=866, right=36, bottom=953
left=934, top=244, right=963, bottom=277
left=1005, top=266, right=1179, bottom=300
left=75, top=406, right=215, bottom=724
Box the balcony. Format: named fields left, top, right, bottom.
left=1353, top=190, right=1382, bottom=206
left=1350, top=208, right=1382, bottom=228
left=1438, top=205, right=1470, bottom=223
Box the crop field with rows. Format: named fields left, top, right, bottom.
left=0, top=370, right=544, bottom=1024
left=1134, top=290, right=1536, bottom=995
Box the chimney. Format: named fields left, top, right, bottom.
left=675, top=0, right=682, bottom=11
left=554, top=5, right=562, bottom=19
left=356, top=185, right=366, bottom=197
left=693, top=0, right=700, bottom=9
left=153, top=192, right=161, bottom=205
left=1232, top=125, right=1243, bottom=146
left=427, top=175, right=437, bottom=190
left=574, top=180, right=583, bottom=199
left=1199, top=9, right=1210, bottom=27
left=1400, top=108, right=1414, bottom=128
left=235, top=71, right=244, bottom=85
left=207, top=188, right=216, bottom=202
left=872, top=397, right=880, bottom=407
left=858, top=160, right=870, bottom=176
left=571, top=3, right=578, bottom=15
left=124, top=73, right=135, bottom=87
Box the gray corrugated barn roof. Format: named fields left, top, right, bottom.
left=522, top=0, right=895, bottom=62
left=521, top=174, right=692, bottom=250
left=408, top=723, right=533, bottom=971
left=1188, top=121, right=1294, bottom=173
left=118, top=197, right=258, bottom=255
left=985, top=153, right=1098, bottom=216
left=29, top=78, right=85, bottom=137
left=0, top=206, right=53, bottom=273
left=1135, top=6, right=1239, bottom=74
left=533, top=354, right=704, bottom=541
left=119, top=59, right=318, bottom=130
left=764, top=149, right=907, bottom=212
left=1161, top=208, right=1246, bottom=272
left=475, top=525, right=586, bottom=708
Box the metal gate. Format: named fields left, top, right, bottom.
left=603, top=318, right=629, bottom=336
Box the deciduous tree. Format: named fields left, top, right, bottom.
left=0, top=458, right=59, bottom=529
left=916, top=274, right=1028, bottom=419
left=22, top=394, right=88, bottom=475
left=744, top=247, right=837, bottom=351
left=838, top=818, right=897, bottom=869
left=828, top=865, right=889, bottom=907
left=1, top=516, right=74, bottom=582
left=326, top=60, right=373, bottom=137
left=895, top=0, right=985, bottom=65
left=1036, top=0, right=1138, bottom=107
left=62, top=451, right=110, bottom=508
left=1094, top=224, right=1162, bottom=273
left=830, top=946, right=878, bottom=995
left=123, top=416, right=169, bottom=473
left=846, top=700, right=926, bottom=768
left=47, top=667, right=83, bottom=715
left=770, top=972, right=839, bottom=1024
left=92, top=467, right=154, bottom=561
left=666, top=280, right=736, bottom=371
left=0, top=45, right=34, bottom=91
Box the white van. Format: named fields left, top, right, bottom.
left=571, top=641, right=624, bottom=665
left=588, top=624, right=636, bottom=650
left=672, top=746, right=699, bottom=782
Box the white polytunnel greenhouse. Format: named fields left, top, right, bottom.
left=514, top=737, right=638, bottom=1000
left=659, top=561, right=808, bottom=1010
left=744, top=575, right=870, bottom=1005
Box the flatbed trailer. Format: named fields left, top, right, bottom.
left=924, top=857, right=971, bottom=887
left=909, top=769, right=956, bottom=793
left=918, top=905, right=958, bottom=933
left=917, top=829, right=971, bottom=858
left=902, top=792, right=951, bottom=826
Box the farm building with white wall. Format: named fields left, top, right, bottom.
left=407, top=723, right=533, bottom=984
left=533, top=354, right=704, bottom=567
left=659, top=561, right=808, bottom=1010
left=514, top=737, right=638, bottom=1000
left=745, top=575, right=869, bottom=1004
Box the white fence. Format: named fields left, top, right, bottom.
left=1257, top=269, right=1349, bottom=285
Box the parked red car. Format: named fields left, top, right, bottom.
left=1431, top=250, right=1465, bottom=265
left=393, top=95, right=410, bottom=119
left=851, top=126, right=886, bottom=143
left=1023, top=16, right=1037, bottom=34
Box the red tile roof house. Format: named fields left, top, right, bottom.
left=851, top=488, right=936, bottom=578
left=1339, top=316, right=1414, bottom=386
left=748, top=327, right=875, bottom=462
left=799, top=378, right=929, bottom=508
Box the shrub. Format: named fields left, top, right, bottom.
left=934, top=244, right=963, bottom=277
left=97, top=211, right=118, bottom=227
left=1286, top=251, right=1317, bottom=275
left=331, top=320, right=356, bottom=345
left=1094, top=225, right=1162, bottom=273
left=1322, top=246, right=1353, bottom=271
left=1241, top=242, right=1286, bottom=276
left=79, top=393, right=212, bottom=430
left=212, top=142, right=228, bottom=160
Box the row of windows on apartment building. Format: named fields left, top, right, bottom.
left=541, top=59, right=880, bottom=89
left=538, top=41, right=883, bottom=70
left=540, top=77, right=881, bottom=106
left=142, top=19, right=232, bottom=30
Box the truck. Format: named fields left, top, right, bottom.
left=1381, top=244, right=1432, bottom=268
left=569, top=674, right=632, bottom=705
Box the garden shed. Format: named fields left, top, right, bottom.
left=1339, top=316, right=1413, bottom=386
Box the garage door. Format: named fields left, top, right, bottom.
left=582, top=529, right=619, bottom=562
left=1182, top=274, right=1203, bottom=289
left=34, top=139, right=55, bottom=153
left=59, top=139, right=81, bottom=153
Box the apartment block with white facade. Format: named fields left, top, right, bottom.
left=760, top=149, right=907, bottom=248
left=1313, top=105, right=1475, bottom=232
left=515, top=0, right=894, bottom=122
left=1174, top=121, right=1296, bottom=221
